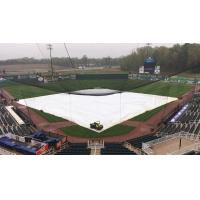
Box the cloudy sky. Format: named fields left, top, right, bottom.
left=0, top=43, right=174, bottom=60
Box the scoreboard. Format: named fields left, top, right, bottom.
left=144, top=57, right=156, bottom=74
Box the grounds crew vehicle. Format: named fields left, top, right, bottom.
left=90, top=121, right=103, bottom=130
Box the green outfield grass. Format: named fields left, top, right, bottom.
left=132, top=105, right=165, bottom=121
left=32, top=109, right=65, bottom=123
left=1, top=79, right=152, bottom=98
left=4, top=85, right=55, bottom=99
left=1, top=79, right=192, bottom=100
left=1, top=81, right=55, bottom=99
left=132, top=81, right=192, bottom=97
left=61, top=124, right=134, bottom=138
left=32, top=79, right=153, bottom=93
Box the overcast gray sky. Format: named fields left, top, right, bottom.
left=0, top=43, right=174, bottom=60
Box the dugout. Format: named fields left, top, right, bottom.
left=0, top=136, right=48, bottom=155
left=32, top=131, right=67, bottom=150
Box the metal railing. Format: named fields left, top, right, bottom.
left=142, top=131, right=200, bottom=155
left=169, top=143, right=200, bottom=155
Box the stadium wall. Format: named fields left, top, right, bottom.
left=76, top=74, right=128, bottom=80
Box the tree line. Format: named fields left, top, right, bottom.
left=1, top=44, right=200, bottom=74
left=0, top=56, right=121, bottom=68
left=120, top=43, right=200, bottom=74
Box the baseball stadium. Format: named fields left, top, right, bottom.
left=0, top=43, right=200, bottom=155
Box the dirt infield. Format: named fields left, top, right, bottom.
left=1, top=87, right=194, bottom=144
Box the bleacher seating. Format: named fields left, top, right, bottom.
left=101, top=143, right=136, bottom=155
left=0, top=98, right=68, bottom=155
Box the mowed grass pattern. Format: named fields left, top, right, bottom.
left=5, top=85, right=55, bottom=99
left=22, top=79, right=153, bottom=93
left=132, top=81, right=192, bottom=97
left=1, top=81, right=55, bottom=99
left=1, top=80, right=192, bottom=99
left=1, top=79, right=153, bottom=98
left=61, top=124, right=134, bottom=138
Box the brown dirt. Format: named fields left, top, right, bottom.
left=0, top=64, right=67, bottom=74
left=0, top=64, right=121, bottom=75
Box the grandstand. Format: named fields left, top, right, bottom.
left=140, top=91, right=200, bottom=155
left=158, top=92, right=200, bottom=138
left=55, top=140, right=138, bottom=155
left=0, top=103, right=34, bottom=136
left=0, top=94, right=68, bottom=155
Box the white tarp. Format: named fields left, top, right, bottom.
left=18, top=92, right=177, bottom=132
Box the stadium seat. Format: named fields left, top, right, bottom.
left=127, top=135, right=159, bottom=149
left=158, top=93, right=200, bottom=136
left=101, top=143, right=136, bottom=155
left=56, top=143, right=91, bottom=155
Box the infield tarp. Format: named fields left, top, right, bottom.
left=18, top=92, right=177, bottom=132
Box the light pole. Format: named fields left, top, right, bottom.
left=47, top=44, right=54, bottom=80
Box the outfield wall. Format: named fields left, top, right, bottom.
left=76, top=73, right=128, bottom=80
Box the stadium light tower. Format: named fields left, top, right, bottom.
left=146, top=43, right=151, bottom=57
left=47, top=44, right=54, bottom=80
